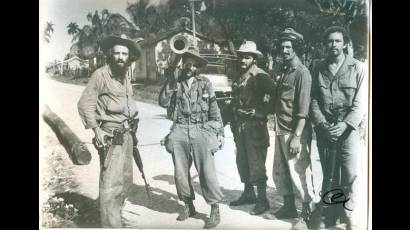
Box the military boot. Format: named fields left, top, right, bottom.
left=176, top=200, right=197, bottom=221
left=250, top=183, right=270, bottom=215
left=274, top=195, right=298, bottom=219
left=204, top=204, right=220, bottom=229
left=292, top=202, right=311, bottom=230
left=230, top=183, right=256, bottom=206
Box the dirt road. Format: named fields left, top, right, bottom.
left=40, top=77, right=367, bottom=229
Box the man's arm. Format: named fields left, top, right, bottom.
left=343, top=62, right=367, bottom=130
left=206, top=81, right=224, bottom=137
left=255, top=73, right=277, bottom=117
left=289, top=69, right=311, bottom=154
left=78, top=73, right=110, bottom=147
left=310, top=66, right=328, bottom=127
left=77, top=73, right=101, bottom=130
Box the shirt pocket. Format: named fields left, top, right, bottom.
left=338, top=75, right=357, bottom=107
left=279, top=83, right=295, bottom=108
left=317, top=75, right=331, bottom=104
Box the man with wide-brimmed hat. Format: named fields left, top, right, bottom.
left=159, top=47, right=224, bottom=229
left=265, top=28, right=317, bottom=230
left=78, top=34, right=142, bottom=227
left=229, top=41, right=276, bottom=215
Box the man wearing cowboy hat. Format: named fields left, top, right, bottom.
left=77, top=34, right=142, bottom=227
left=160, top=47, right=224, bottom=229
left=229, top=41, right=276, bottom=215
left=266, top=28, right=317, bottom=230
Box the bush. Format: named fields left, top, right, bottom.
left=41, top=196, right=79, bottom=228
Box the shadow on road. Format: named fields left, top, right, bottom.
left=152, top=174, right=296, bottom=226
left=54, top=192, right=100, bottom=228
left=127, top=184, right=208, bottom=224
left=151, top=114, right=169, bottom=119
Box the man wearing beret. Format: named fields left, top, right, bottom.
left=310, top=26, right=367, bottom=230
left=77, top=34, right=141, bottom=227
left=160, top=47, right=225, bottom=229
left=229, top=41, right=276, bottom=215
left=267, top=28, right=317, bottom=230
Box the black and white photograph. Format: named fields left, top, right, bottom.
left=39, top=0, right=371, bottom=229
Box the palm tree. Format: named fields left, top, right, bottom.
left=67, top=22, right=80, bottom=42
left=44, top=21, right=54, bottom=43
left=66, top=10, right=139, bottom=73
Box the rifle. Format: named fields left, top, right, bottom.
left=129, top=118, right=152, bottom=203
left=308, top=137, right=338, bottom=229
left=308, top=112, right=342, bottom=230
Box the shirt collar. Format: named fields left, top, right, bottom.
left=245, top=64, right=259, bottom=76
left=322, top=54, right=356, bottom=78
left=282, top=56, right=301, bottom=72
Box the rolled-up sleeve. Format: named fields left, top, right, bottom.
left=77, top=73, right=102, bottom=129
left=343, top=62, right=368, bottom=130
left=295, top=69, right=312, bottom=119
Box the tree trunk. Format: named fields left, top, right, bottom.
left=42, top=105, right=92, bottom=165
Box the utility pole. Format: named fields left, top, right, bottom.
left=189, top=0, right=202, bottom=49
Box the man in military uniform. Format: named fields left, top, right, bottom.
left=160, top=48, right=225, bottom=229
left=310, top=26, right=367, bottom=230
left=268, top=28, right=317, bottom=230
left=229, top=41, right=276, bottom=215
left=77, top=34, right=141, bottom=227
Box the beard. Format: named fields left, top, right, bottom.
left=109, top=59, right=129, bottom=77
left=178, top=68, right=197, bottom=82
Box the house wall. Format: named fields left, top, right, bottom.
left=131, top=48, right=147, bottom=82
left=67, top=59, right=81, bottom=70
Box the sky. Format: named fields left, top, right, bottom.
left=40, top=0, right=138, bottom=63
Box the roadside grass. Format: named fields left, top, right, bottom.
left=132, top=81, right=164, bottom=105
left=50, top=74, right=90, bottom=86
left=41, top=148, right=80, bottom=228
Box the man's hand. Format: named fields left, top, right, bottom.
left=328, top=122, right=348, bottom=138
left=318, top=122, right=336, bottom=142
left=289, top=134, right=302, bottom=155
left=93, top=127, right=112, bottom=148
left=217, top=135, right=224, bottom=149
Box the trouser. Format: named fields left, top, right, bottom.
left=316, top=129, right=361, bottom=228
left=272, top=132, right=316, bottom=203
left=234, top=119, right=269, bottom=185
left=170, top=124, right=223, bottom=205
left=98, top=128, right=133, bottom=228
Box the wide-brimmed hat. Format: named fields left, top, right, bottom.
left=100, top=34, right=142, bottom=58
left=181, top=47, right=208, bottom=68
left=236, top=41, right=263, bottom=58
left=279, top=28, right=304, bottom=42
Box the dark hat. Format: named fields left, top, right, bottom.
left=100, top=34, right=142, bottom=58
left=279, top=28, right=304, bottom=42
left=181, top=47, right=208, bottom=68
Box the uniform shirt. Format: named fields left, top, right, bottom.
left=275, top=56, right=312, bottom=133
left=77, top=65, right=139, bottom=129
left=174, top=75, right=224, bottom=136
left=310, top=55, right=367, bottom=130
left=232, top=64, right=275, bottom=119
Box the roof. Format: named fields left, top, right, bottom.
left=47, top=56, right=89, bottom=67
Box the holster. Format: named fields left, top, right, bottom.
left=111, top=129, right=125, bottom=145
